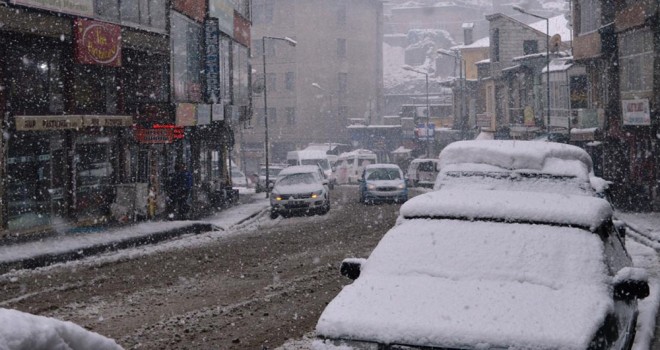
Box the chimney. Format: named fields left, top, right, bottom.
left=462, top=22, right=474, bottom=46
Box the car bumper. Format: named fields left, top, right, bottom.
left=271, top=198, right=327, bottom=213
left=363, top=189, right=408, bottom=202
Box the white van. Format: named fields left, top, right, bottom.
left=335, top=149, right=378, bottom=184
left=286, top=150, right=334, bottom=188
left=406, top=158, right=440, bottom=188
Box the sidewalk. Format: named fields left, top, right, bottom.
left=0, top=189, right=270, bottom=274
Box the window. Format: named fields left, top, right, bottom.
left=286, top=107, right=296, bottom=125
left=337, top=2, right=347, bottom=25
left=338, top=73, right=348, bottom=93
left=578, top=0, right=601, bottom=35
left=232, top=43, right=250, bottom=106
left=73, top=65, right=117, bottom=114
left=337, top=38, right=346, bottom=58
left=523, top=40, right=538, bottom=55
left=96, top=0, right=166, bottom=30
left=266, top=73, right=276, bottom=91
left=492, top=29, right=500, bottom=62
left=171, top=12, right=203, bottom=102
left=124, top=50, right=169, bottom=107
left=619, top=29, right=654, bottom=93
left=285, top=72, right=295, bottom=91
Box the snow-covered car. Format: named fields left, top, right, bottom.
left=358, top=164, right=407, bottom=204
left=315, top=189, right=648, bottom=350
left=434, top=140, right=609, bottom=198
left=255, top=164, right=286, bottom=193
left=270, top=165, right=330, bottom=219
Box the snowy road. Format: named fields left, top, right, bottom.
left=0, top=186, right=401, bottom=349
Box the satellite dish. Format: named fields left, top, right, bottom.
left=550, top=34, right=562, bottom=53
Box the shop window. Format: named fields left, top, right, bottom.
left=8, top=42, right=64, bottom=115
left=72, top=65, right=118, bottom=114
left=171, top=12, right=203, bottom=102
left=97, top=0, right=166, bottom=30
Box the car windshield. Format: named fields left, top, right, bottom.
left=277, top=173, right=317, bottom=186
left=301, top=159, right=330, bottom=170
left=366, top=168, right=401, bottom=181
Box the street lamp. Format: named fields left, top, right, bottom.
left=437, top=48, right=467, bottom=138
left=513, top=5, right=551, bottom=133
left=402, top=65, right=432, bottom=158
left=262, top=36, right=296, bottom=198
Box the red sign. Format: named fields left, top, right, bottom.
left=74, top=19, right=122, bottom=67
left=135, top=125, right=185, bottom=144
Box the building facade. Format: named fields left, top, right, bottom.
left=572, top=0, right=659, bottom=210
left=0, top=0, right=251, bottom=236
left=245, top=0, right=384, bottom=174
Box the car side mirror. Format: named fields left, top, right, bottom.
left=340, top=258, right=366, bottom=280
left=613, top=267, right=650, bottom=301
left=322, top=179, right=329, bottom=186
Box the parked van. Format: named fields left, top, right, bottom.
left=335, top=149, right=378, bottom=184
left=407, top=158, right=440, bottom=188
left=286, top=150, right=334, bottom=188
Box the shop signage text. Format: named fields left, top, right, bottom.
left=16, top=115, right=132, bottom=131
left=75, top=19, right=122, bottom=67
left=135, top=124, right=185, bottom=144
left=205, top=19, right=221, bottom=103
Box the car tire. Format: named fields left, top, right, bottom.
left=270, top=210, right=278, bottom=219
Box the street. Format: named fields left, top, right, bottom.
left=0, top=187, right=403, bottom=349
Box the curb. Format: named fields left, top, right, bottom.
left=0, top=223, right=214, bottom=274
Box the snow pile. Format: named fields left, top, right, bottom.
left=316, top=219, right=612, bottom=349
left=400, top=189, right=612, bottom=230
left=0, top=308, right=122, bottom=350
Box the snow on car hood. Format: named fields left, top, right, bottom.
left=316, top=220, right=612, bottom=349
left=273, top=183, right=323, bottom=194
left=400, top=189, right=612, bottom=231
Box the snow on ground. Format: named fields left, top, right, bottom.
left=0, top=308, right=122, bottom=350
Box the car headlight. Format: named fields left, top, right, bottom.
left=367, top=183, right=376, bottom=190
left=310, top=190, right=323, bottom=199
left=397, top=183, right=406, bottom=189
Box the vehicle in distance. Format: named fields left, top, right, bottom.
left=358, top=164, right=407, bottom=204
left=287, top=150, right=335, bottom=188
left=406, top=158, right=440, bottom=188
left=255, top=164, right=286, bottom=193
left=315, top=189, right=648, bottom=350
left=270, top=165, right=330, bottom=219
left=335, top=149, right=378, bottom=184
left=434, top=140, right=609, bottom=197
left=231, top=167, right=249, bottom=187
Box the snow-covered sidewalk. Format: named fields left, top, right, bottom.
left=0, top=191, right=270, bottom=272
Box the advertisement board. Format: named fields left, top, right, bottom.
left=622, top=99, right=651, bottom=126
left=415, top=123, right=435, bottom=141
left=176, top=103, right=197, bottom=127
left=205, top=19, right=220, bottom=103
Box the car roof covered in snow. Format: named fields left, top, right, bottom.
left=400, top=189, right=612, bottom=231
left=365, top=164, right=401, bottom=170
left=287, top=150, right=328, bottom=158
left=438, top=140, right=594, bottom=179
